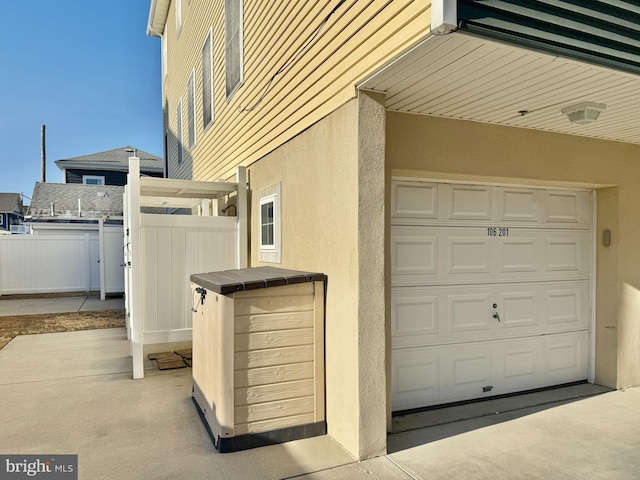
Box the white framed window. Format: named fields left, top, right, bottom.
left=225, top=0, right=243, bottom=100
left=176, top=99, right=183, bottom=164
left=202, top=28, right=214, bottom=129
left=187, top=69, right=196, bottom=149
left=260, top=195, right=276, bottom=249
left=162, top=29, right=168, bottom=81
left=258, top=182, right=281, bottom=263
left=175, top=0, right=182, bottom=37
left=83, top=175, right=105, bottom=185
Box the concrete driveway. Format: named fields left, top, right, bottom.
left=0, top=326, right=639, bottom=479
left=0, top=293, right=125, bottom=316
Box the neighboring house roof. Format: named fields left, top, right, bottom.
left=27, top=183, right=124, bottom=220
left=54, top=146, right=163, bottom=175
left=0, top=193, right=23, bottom=214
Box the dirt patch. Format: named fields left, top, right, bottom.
left=0, top=310, right=125, bottom=350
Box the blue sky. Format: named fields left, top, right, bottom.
left=0, top=1, right=162, bottom=203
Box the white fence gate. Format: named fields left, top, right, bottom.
left=138, top=214, right=238, bottom=346
left=124, top=157, right=248, bottom=378
left=0, top=224, right=124, bottom=296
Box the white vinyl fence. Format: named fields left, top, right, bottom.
left=139, top=214, right=238, bottom=346
left=0, top=225, right=124, bottom=296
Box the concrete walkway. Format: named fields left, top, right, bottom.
left=1, top=327, right=639, bottom=479
left=0, top=294, right=125, bottom=316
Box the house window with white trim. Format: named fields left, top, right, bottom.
left=83, top=175, right=105, bottom=185
left=202, top=29, right=214, bottom=129
left=258, top=182, right=281, bottom=263
left=176, top=99, right=183, bottom=164
left=260, top=196, right=276, bottom=248
left=162, top=29, right=168, bottom=81
left=175, top=0, right=182, bottom=36
left=225, top=0, right=243, bottom=99
left=187, top=69, right=196, bottom=149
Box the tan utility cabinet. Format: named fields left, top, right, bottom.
left=190, top=267, right=326, bottom=452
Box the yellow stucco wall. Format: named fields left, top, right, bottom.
left=248, top=100, right=363, bottom=457
left=247, top=93, right=389, bottom=460
left=387, top=111, right=640, bottom=389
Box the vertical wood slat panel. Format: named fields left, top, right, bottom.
left=140, top=215, right=239, bottom=337
left=155, top=226, right=173, bottom=332
left=185, top=228, right=199, bottom=329
left=171, top=227, right=186, bottom=330
left=142, top=226, right=159, bottom=332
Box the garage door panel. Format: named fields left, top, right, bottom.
left=391, top=180, right=592, bottom=410
left=498, top=237, right=537, bottom=273
left=545, top=237, right=583, bottom=272
left=450, top=349, right=492, bottom=388
left=449, top=293, right=492, bottom=333
left=392, top=183, right=591, bottom=228
left=392, top=290, right=439, bottom=337
left=391, top=230, right=438, bottom=284
left=447, top=184, right=493, bottom=220
left=392, top=282, right=588, bottom=349
left=392, top=348, right=440, bottom=409
left=498, top=290, right=538, bottom=328
left=544, top=190, right=591, bottom=226
left=494, top=338, right=545, bottom=390
left=546, top=285, right=588, bottom=328
left=392, top=334, right=588, bottom=410
left=544, top=332, right=589, bottom=382
left=392, top=227, right=590, bottom=285
left=449, top=238, right=492, bottom=274
left=497, top=187, right=541, bottom=222
left=391, top=181, right=438, bottom=220
left=502, top=347, right=539, bottom=380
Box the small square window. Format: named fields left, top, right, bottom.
left=258, top=183, right=281, bottom=263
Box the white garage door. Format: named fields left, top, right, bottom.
left=391, top=180, right=593, bottom=411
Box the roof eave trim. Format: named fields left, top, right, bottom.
left=54, top=162, right=163, bottom=173
left=147, top=0, right=169, bottom=37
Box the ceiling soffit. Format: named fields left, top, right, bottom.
left=360, top=32, right=640, bottom=145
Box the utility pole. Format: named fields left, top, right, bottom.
left=41, top=124, right=46, bottom=182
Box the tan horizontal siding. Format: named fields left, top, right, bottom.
left=161, top=0, right=431, bottom=181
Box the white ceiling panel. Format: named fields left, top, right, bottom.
left=360, top=33, right=640, bottom=145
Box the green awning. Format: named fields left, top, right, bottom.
left=458, top=0, right=640, bottom=75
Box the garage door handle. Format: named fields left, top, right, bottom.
left=493, top=312, right=501, bottom=322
